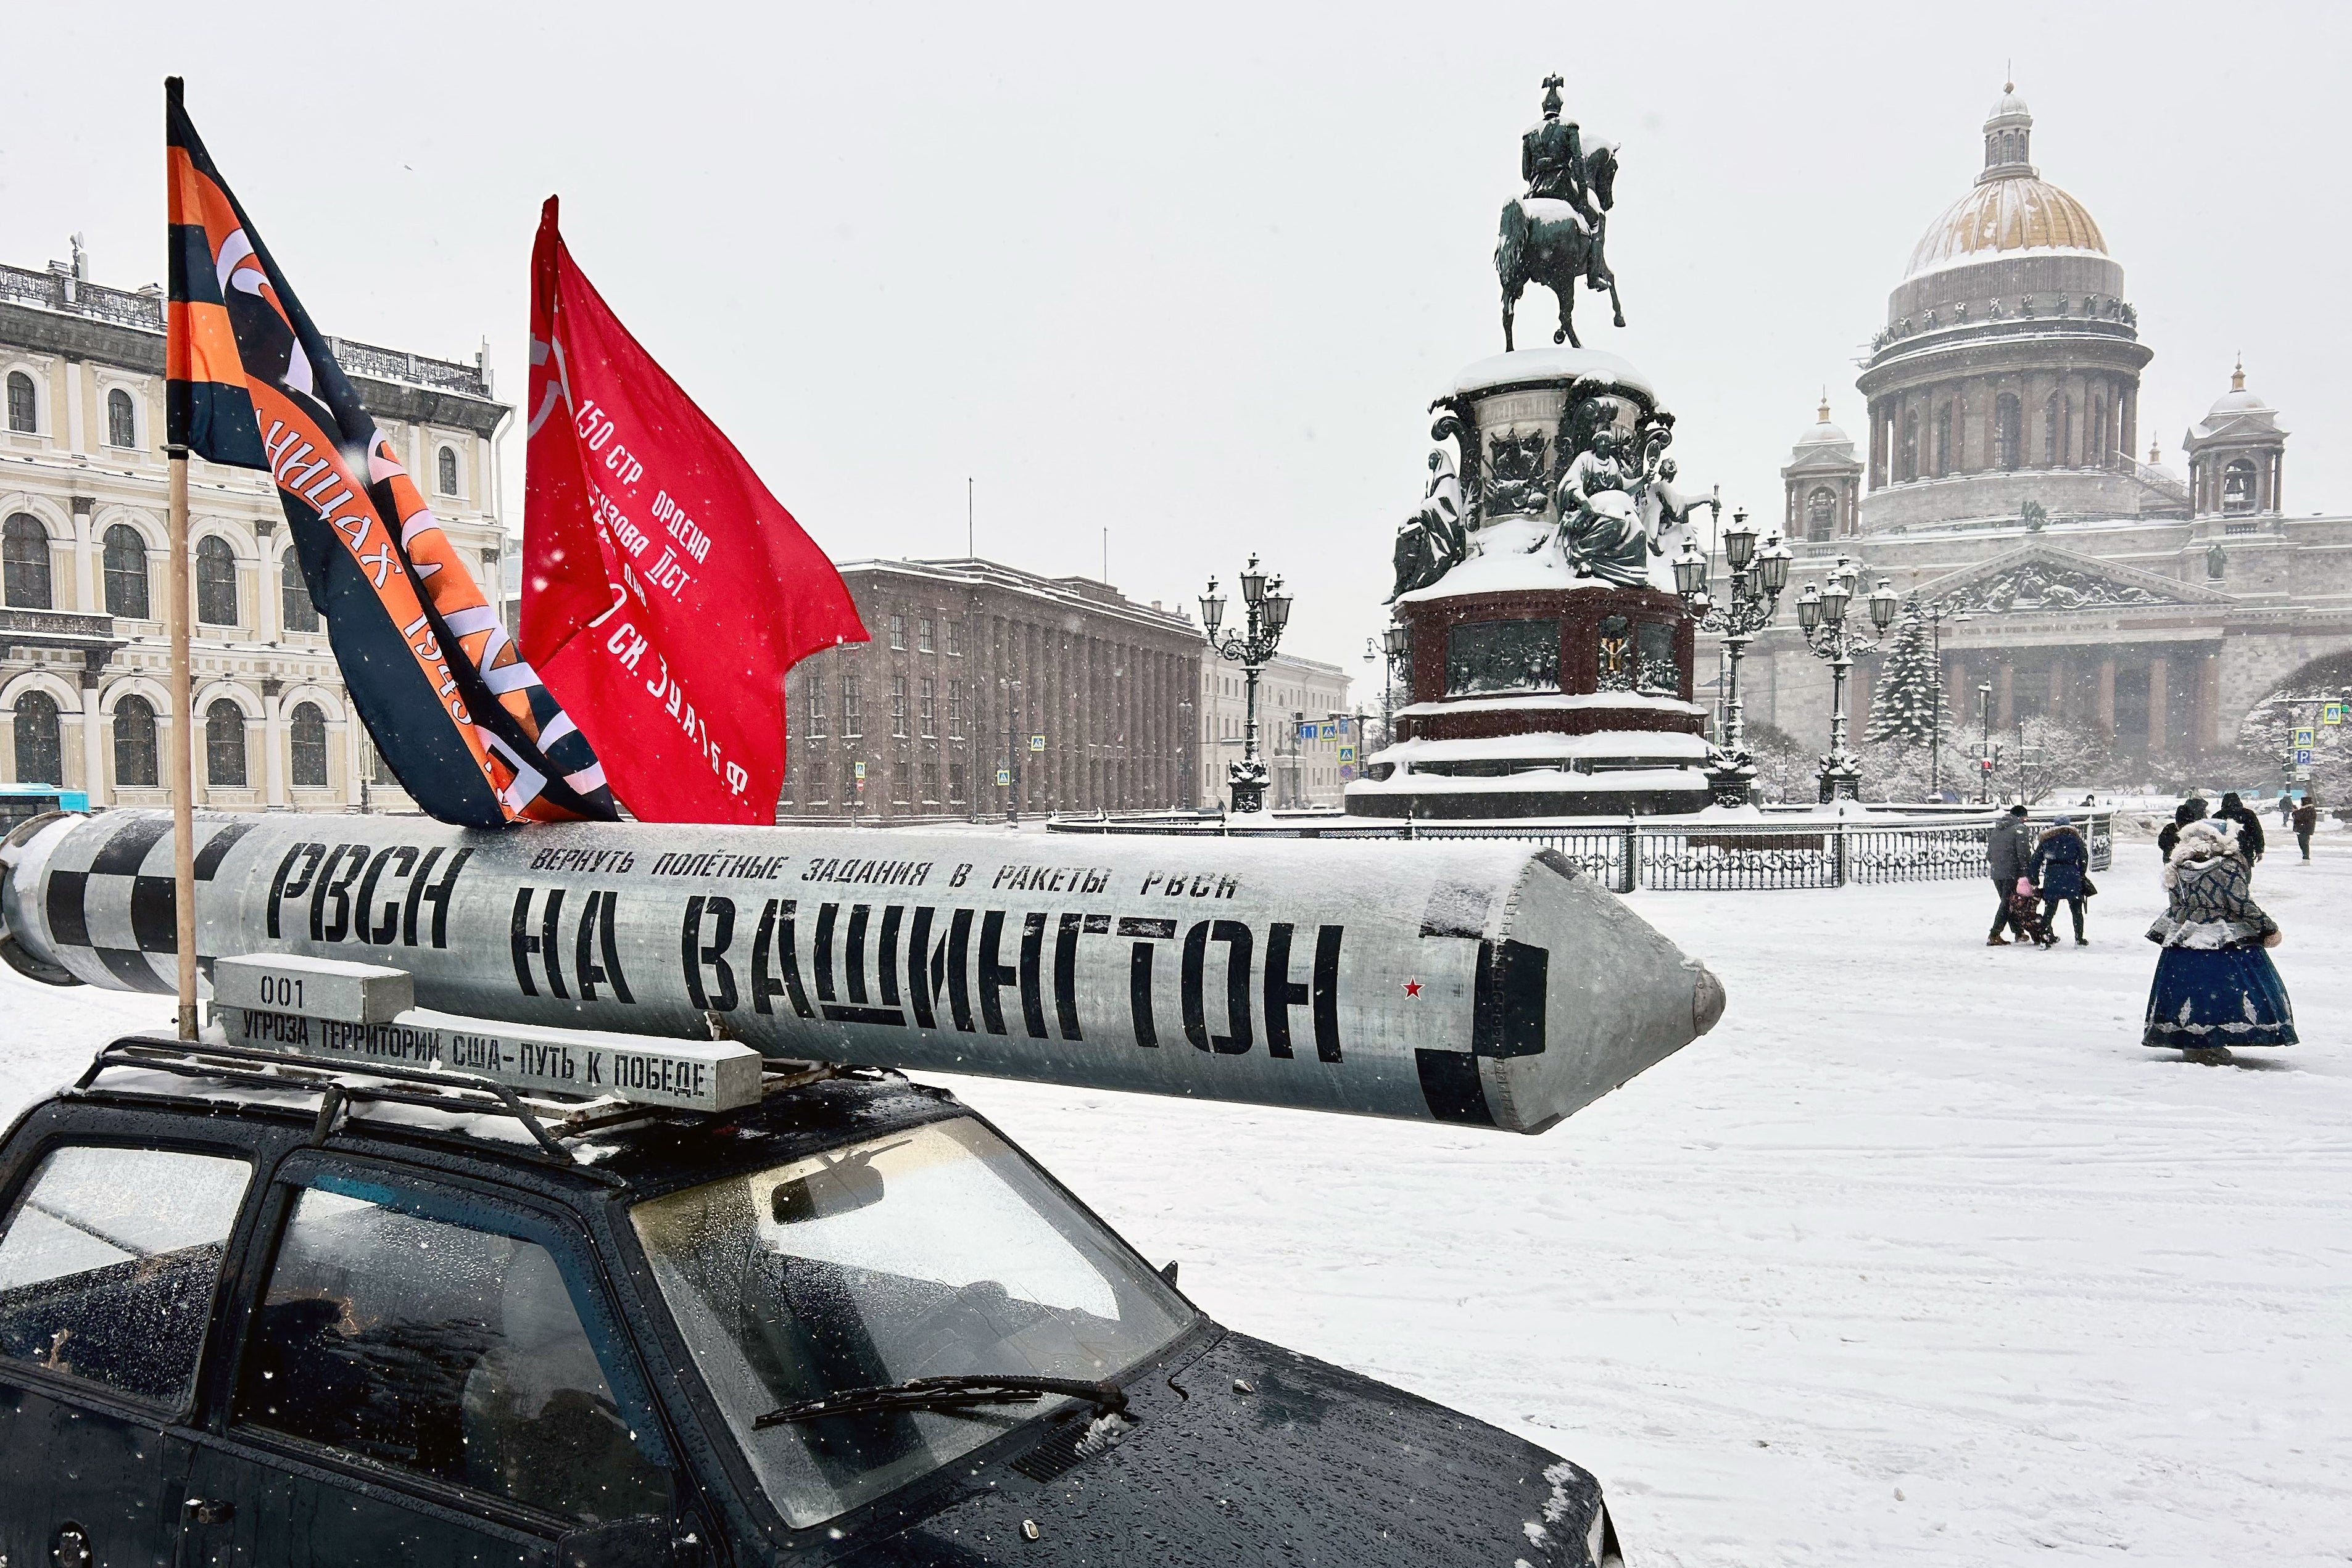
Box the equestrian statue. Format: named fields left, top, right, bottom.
left=1496, top=75, right=1625, bottom=350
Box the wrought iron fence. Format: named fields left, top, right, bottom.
left=1046, top=809, right=2114, bottom=894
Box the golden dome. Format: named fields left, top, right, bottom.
left=1904, top=174, right=2106, bottom=279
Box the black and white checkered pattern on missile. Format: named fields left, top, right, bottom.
left=39, top=814, right=257, bottom=992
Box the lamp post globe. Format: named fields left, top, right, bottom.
left=1202, top=555, right=1291, bottom=814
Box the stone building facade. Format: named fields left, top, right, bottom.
left=778, top=558, right=1199, bottom=821
left=1725, top=87, right=2352, bottom=775
left=1198, top=650, right=1354, bottom=809
left=0, top=249, right=508, bottom=811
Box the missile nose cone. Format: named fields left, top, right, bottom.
left=1690, top=962, right=1726, bottom=1036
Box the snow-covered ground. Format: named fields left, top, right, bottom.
left=1, top=842, right=2344, bottom=1565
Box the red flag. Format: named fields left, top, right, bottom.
left=524, top=199, right=867, bottom=823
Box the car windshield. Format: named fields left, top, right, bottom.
left=630, top=1116, right=1190, bottom=1527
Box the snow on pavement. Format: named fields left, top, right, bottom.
left=0, top=841, right=2344, bottom=1564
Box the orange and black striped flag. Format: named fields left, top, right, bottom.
left=165, top=80, right=615, bottom=829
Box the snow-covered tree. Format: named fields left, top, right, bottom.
left=1866, top=603, right=1948, bottom=746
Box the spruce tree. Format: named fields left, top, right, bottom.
left=1867, top=601, right=1948, bottom=746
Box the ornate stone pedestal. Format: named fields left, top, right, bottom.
left=1347, top=348, right=1718, bottom=820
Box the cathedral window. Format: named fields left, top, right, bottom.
left=3, top=514, right=52, bottom=610
left=5, top=371, right=35, bottom=433
left=106, top=388, right=136, bottom=449
left=289, top=701, right=329, bottom=788
left=2223, top=459, right=2258, bottom=514
left=205, top=698, right=247, bottom=786
left=104, top=525, right=150, bottom=619
left=195, top=535, right=238, bottom=626
left=2090, top=399, right=2107, bottom=465
left=281, top=552, right=320, bottom=633
left=1899, top=410, right=1919, bottom=482
left=1935, top=405, right=1953, bottom=477
left=1806, top=488, right=1836, bottom=543
left=12, top=691, right=61, bottom=786
left=436, top=445, right=460, bottom=497
left=1994, top=395, right=2021, bottom=471
left=112, top=696, right=158, bottom=788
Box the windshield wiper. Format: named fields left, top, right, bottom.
left=752, top=1375, right=1127, bottom=1429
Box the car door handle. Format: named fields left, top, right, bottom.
left=184, top=1496, right=234, bottom=1526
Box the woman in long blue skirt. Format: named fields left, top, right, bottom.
left=2145, top=818, right=2296, bottom=1060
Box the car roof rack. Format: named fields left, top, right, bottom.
left=73, top=1035, right=850, bottom=1182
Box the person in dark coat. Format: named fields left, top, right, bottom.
left=2215, top=791, right=2266, bottom=861
left=2145, top=818, right=2294, bottom=1061
left=2293, top=795, right=2319, bottom=860
left=2031, top=815, right=2092, bottom=945
left=2155, top=796, right=2209, bottom=860
left=2278, top=793, right=2295, bottom=831
left=1985, top=803, right=2031, bottom=946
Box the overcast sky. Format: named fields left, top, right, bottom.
left=8, top=1, right=2348, bottom=688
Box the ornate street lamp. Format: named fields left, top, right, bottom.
left=1799, top=556, right=1900, bottom=803
left=1673, top=508, right=1788, bottom=806
left=1380, top=622, right=1409, bottom=751
left=1201, top=554, right=1289, bottom=813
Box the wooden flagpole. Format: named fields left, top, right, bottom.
left=165, top=77, right=197, bottom=1039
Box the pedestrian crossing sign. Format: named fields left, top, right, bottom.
left=2326, top=703, right=2345, bottom=726
left=995, top=768, right=1011, bottom=787
left=1338, top=745, right=1356, bottom=763
left=2293, top=726, right=2314, bottom=748
left=853, top=761, right=866, bottom=780
left=1029, top=734, right=1046, bottom=752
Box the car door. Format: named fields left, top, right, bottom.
left=172, top=1153, right=703, bottom=1568
left=0, top=1131, right=256, bottom=1568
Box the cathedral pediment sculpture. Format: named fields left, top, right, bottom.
left=1925, top=555, right=2193, bottom=616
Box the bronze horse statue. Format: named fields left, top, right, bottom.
left=1496, top=144, right=1623, bottom=350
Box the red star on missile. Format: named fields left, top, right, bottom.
left=1403, top=979, right=1422, bottom=997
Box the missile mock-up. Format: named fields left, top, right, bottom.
left=0, top=809, right=1722, bottom=1134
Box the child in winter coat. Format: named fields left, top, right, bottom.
left=2144, top=818, right=2295, bottom=1060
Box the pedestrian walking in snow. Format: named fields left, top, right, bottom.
left=2278, top=792, right=2295, bottom=831
left=2156, top=796, right=2209, bottom=860
left=2144, top=818, right=2295, bottom=1062
left=2293, top=796, right=2319, bottom=860
left=2215, top=791, right=2266, bottom=861
left=1986, top=804, right=2032, bottom=946
left=2032, top=815, right=2092, bottom=946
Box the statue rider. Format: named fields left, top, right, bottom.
left=1521, top=76, right=1607, bottom=290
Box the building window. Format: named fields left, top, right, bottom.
left=921, top=761, right=940, bottom=803
left=289, top=701, right=329, bottom=788
left=2, top=513, right=52, bottom=610
left=2090, top=398, right=2106, bottom=466
left=281, top=552, right=320, bottom=633
left=891, top=675, right=908, bottom=736
left=1897, top=409, right=1918, bottom=482
left=919, top=677, right=936, bottom=735
left=2222, top=458, right=2259, bottom=515
left=356, top=729, right=396, bottom=786
left=106, top=388, right=137, bottom=450
left=102, top=524, right=150, bottom=618
left=196, top=535, right=238, bottom=626
left=888, top=614, right=906, bottom=650
left=1806, top=487, right=1836, bottom=543
left=891, top=764, right=911, bottom=807
left=205, top=699, right=247, bottom=786
left=802, top=673, right=827, bottom=738
left=436, top=445, right=460, bottom=497
left=1994, top=395, right=2021, bottom=471
left=5, top=371, right=33, bottom=433
left=948, top=761, right=966, bottom=804
left=2043, top=395, right=2062, bottom=467
left=946, top=617, right=964, bottom=656
left=112, top=696, right=158, bottom=787
left=917, top=617, right=935, bottom=653
left=946, top=679, right=964, bottom=736
left=12, top=691, right=60, bottom=785
left=1935, top=405, right=1953, bottom=476
left=841, top=679, right=862, bottom=738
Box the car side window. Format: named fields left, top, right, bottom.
left=0, top=1144, right=251, bottom=1407
left=233, top=1183, right=670, bottom=1525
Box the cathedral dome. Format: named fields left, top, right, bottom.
left=1903, top=176, right=2106, bottom=279
left=1901, top=82, right=2107, bottom=281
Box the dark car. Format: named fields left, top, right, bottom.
left=0, top=1036, right=1623, bottom=1567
